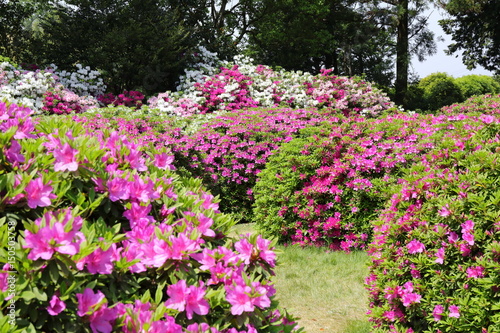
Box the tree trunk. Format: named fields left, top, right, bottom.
left=394, top=0, right=409, bottom=107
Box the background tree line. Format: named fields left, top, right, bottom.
left=1, top=0, right=498, bottom=107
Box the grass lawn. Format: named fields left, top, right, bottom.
left=231, top=223, right=371, bottom=333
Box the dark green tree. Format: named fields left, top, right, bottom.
left=368, top=0, right=438, bottom=107
left=246, top=0, right=395, bottom=86
left=0, top=0, right=37, bottom=62
left=22, top=0, right=193, bottom=94
left=439, top=0, right=500, bottom=75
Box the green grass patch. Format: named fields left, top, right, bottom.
left=230, top=223, right=371, bottom=332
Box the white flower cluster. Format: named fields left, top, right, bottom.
left=52, top=64, right=107, bottom=96
left=0, top=62, right=57, bottom=111
left=176, top=46, right=222, bottom=92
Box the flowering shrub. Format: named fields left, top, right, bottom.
left=366, top=110, right=500, bottom=332
left=72, top=106, right=345, bottom=223
left=97, top=91, right=145, bottom=109
left=42, top=89, right=99, bottom=115
left=148, top=56, right=395, bottom=117
left=0, top=62, right=57, bottom=111
left=1, top=62, right=104, bottom=113
left=252, top=110, right=499, bottom=251
left=440, top=94, right=500, bottom=116
left=0, top=101, right=300, bottom=333
left=52, top=63, right=107, bottom=97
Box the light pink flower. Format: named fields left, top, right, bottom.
left=53, top=143, right=79, bottom=171
left=25, top=177, right=56, bottom=208
left=449, top=305, right=460, bottom=318
left=226, top=284, right=254, bottom=315
left=47, top=294, right=66, bottom=315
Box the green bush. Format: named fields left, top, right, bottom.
left=455, top=74, right=500, bottom=99
left=366, top=114, right=500, bottom=332
left=417, top=72, right=464, bottom=112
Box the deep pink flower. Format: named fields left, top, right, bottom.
left=76, top=288, right=106, bottom=317
left=24, top=222, right=84, bottom=260
left=235, top=238, right=254, bottom=265
left=165, top=280, right=209, bottom=319
left=407, top=239, right=425, bottom=254
left=25, top=177, right=56, bottom=208
left=150, top=316, right=183, bottom=332
left=466, top=266, right=485, bottom=278
left=47, top=294, right=66, bottom=315
left=53, top=143, right=79, bottom=171
left=5, top=139, right=25, bottom=164
left=107, top=177, right=130, bottom=201
left=433, top=304, right=444, bottom=321
left=256, top=236, right=276, bottom=267
left=77, top=243, right=120, bottom=274
left=89, top=307, right=117, bottom=333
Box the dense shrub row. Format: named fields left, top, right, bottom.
left=366, top=100, right=500, bottom=332
left=0, top=101, right=299, bottom=333
left=407, top=73, right=500, bottom=112
left=252, top=111, right=495, bottom=250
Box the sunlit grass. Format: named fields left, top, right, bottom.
left=230, top=223, right=371, bottom=332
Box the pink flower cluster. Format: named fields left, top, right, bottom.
left=97, top=90, right=145, bottom=108
left=42, top=90, right=89, bottom=115
left=366, top=101, right=500, bottom=331
left=0, top=101, right=298, bottom=333
left=148, top=63, right=395, bottom=117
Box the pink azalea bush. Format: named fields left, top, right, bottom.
left=97, top=90, right=145, bottom=109
left=252, top=112, right=471, bottom=250
left=148, top=59, right=395, bottom=117
left=366, top=99, right=500, bottom=332
left=72, top=106, right=352, bottom=222
left=0, top=101, right=300, bottom=333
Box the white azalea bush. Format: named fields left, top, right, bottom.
left=0, top=62, right=105, bottom=114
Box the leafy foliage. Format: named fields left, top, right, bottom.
left=367, top=110, right=500, bottom=332
left=0, top=101, right=300, bottom=333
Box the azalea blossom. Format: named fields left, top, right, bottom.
left=164, top=280, right=210, bottom=319
left=53, top=142, right=79, bottom=171
left=47, top=294, right=66, bottom=316
left=24, top=177, right=56, bottom=208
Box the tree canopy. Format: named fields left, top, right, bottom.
left=439, top=0, right=500, bottom=75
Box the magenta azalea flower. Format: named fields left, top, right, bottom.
left=89, top=307, right=117, bottom=333
left=24, top=177, right=56, bottom=208
left=76, top=288, right=106, bottom=317
left=165, top=280, right=210, bottom=319
left=406, top=239, right=425, bottom=254
left=433, top=304, right=444, bottom=321
left=449, top=305, right=460, bottom=318
left=53, top=142, right=79, bottom=171
left=47, top=294, right=66, bottom=316
left=466, top=266, right=485, bottom=278
left=24, top=222, right=84, bottom=260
